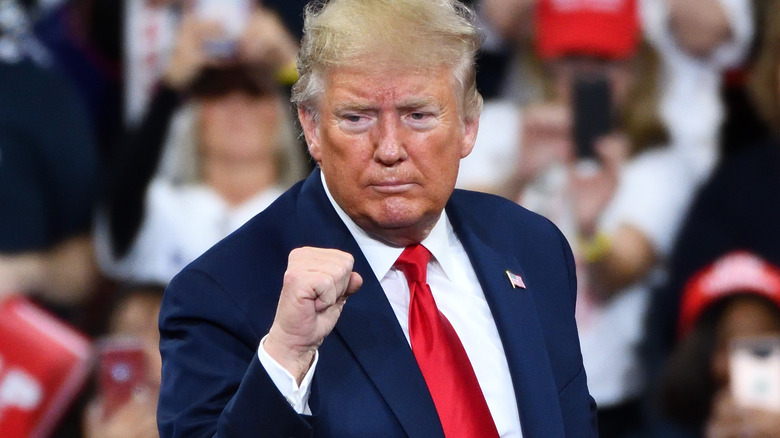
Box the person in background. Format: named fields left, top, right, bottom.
left=655, top=252, right=780, bottom=438
left=462, top=0, right=753, bottom=194
left=82, top=283, right=165, bottom=438
left=94, top=5, right=306, bottom=285
left=640, top=0, right=754, bottom=180
left=499, top=1, right=698, bottom=436
left=643, top=2, right=780, bottom=429
left=32, top=0, right=125, bottom=159
left=0, top=0, right=100, bottom=310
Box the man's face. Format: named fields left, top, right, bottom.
left=299, top=65, right=478, bottom=246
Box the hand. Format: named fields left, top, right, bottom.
left=706, top=390, right=780, bottom=438
left=265, top=247, right=363, bottom=383
left=511, top=103, right=574, bottom=190
left=666, top=0, right=731, bottom=57
left=0, top=254, right=40, bottom=300
left=162, top=12, right=226, bottom=90
left=238, top=7, right=298, bottom=70
left=83, top=391, right=159, bottom=438
left=0, top=236, right=95, bottom=305
left=569, top=134, right=628, bottom=236
left=0, top=256, right=22, bottom=300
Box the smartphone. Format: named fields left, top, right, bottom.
left=729, top=336, right=780, bottom=412
left=97, top=337, right=149, bottom=418
left=195, top=0, right=253, bottom=58
left=572, top=74, right=613, bottom=161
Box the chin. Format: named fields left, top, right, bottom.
left=360, top=200, right=441, bottom=241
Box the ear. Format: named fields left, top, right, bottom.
left=459, top=115, right=479, bottom=159
left=298, top=107, right=322, bottom=163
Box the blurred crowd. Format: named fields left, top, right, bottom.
left=0, top=0, right=779, bottom=437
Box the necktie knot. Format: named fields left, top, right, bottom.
left=395, top=244, right=431, bottom=284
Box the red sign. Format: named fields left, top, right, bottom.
left=0, top=296, right=93, bottom=437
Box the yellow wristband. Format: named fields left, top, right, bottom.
left=275, top=61, right=299, bottom=86
left=579, top=232, right=611, bottom=264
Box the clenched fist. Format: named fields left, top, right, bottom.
left=264, top=247, right=363, bottom=383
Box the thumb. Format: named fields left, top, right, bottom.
left=83, top=399, right=104, bottom=432
left=346, top=272, right=363, bottom=296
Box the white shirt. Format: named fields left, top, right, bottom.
left=578, top=147, right=697, bottom=406
left=641, top=0, right=754, bottom=181
left=456, top=100, right=521, bottom=193
left=95, top=179, right=284, bottom=284
left=258, top=174, right=523, bottom=437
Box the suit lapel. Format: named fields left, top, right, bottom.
left=296, top=171, right=444, bottom=438
left=447, top=201, right=566, bottom=437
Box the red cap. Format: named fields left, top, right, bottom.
left=535, top=0, right=640, bottom=60
left=677, top=251, right=780, bottom=339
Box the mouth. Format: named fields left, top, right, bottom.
left=369, top=180, right=416, bottom=194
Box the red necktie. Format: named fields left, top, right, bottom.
left=395, top=244, right=500, bottom=438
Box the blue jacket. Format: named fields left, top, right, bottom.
left=157, top=170, right=597, bottom=437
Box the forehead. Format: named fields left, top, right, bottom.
left=718, top=296, right=780, bottom=339
left=321, top=64, right=461, bottom=107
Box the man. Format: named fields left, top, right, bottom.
left=157, top=1, right=596, bottom=437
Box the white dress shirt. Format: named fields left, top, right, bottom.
left=258, top=174, right=523, bottom=437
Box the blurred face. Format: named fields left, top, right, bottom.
left=299, top=65, right=478, bottom=246
left=711, top=297, right=780, bottom=386
left=199, top=91, right=281, bottom=162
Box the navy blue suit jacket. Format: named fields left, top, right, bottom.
left=157, top=170, right=597, bottom=437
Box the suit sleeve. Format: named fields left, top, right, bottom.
left=157, top=268, right=314, bottom=438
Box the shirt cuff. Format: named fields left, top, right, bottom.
left=257, top=334, right=317, bottom=415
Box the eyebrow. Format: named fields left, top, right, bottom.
left=331, top=96, right=441, bottom=114
left=397, top=97, right=439, bottom=111
left=332, top=102, right=377, bottom=113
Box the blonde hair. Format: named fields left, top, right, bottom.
left=292, top=0, right=484, bottom=122
left=619, top=41, right=669, bottom=155
left=158, top=95, right=306, bottom=188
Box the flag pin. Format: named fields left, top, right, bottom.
left=506, top=270, right=526, bottom=289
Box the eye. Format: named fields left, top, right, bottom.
left=405, top=111, right=437, bottom=129
left=338, top=113, right=373, bottom=132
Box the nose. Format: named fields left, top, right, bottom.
left=372, top=115, right=407, bottom=165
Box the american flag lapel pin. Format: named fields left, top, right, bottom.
left=505, top=270, right=526, bottom=289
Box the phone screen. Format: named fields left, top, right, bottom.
left=730, top=336, right=780, bottom=413
left=97, top=338, right=149, bottom=418
left=572, top=75, right=612, bottom=161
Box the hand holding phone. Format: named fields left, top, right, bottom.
left=572, top=74, right=613, bottom=162
left=97, top=337, right=150, bottom=419
left=730, top=336, right=780, bottom=413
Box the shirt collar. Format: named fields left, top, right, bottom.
left=320, top=171, right=458, bottom=282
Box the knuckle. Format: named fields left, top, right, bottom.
left=282, top=269, right=297, bottom=283
left=312, top=272, right=335, bottom=292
